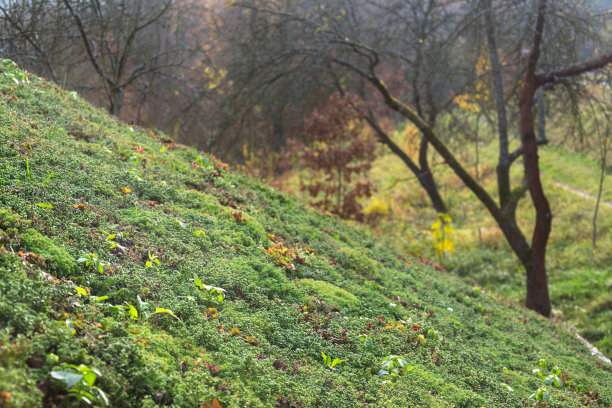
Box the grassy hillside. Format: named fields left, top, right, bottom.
left=349, top=126, right=612, bottom=358
left=0, top=59, right=610, bottom=407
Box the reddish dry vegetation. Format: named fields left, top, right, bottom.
left=301, top=92, right=377, bottom=222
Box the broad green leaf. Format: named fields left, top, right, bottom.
left=137, top=295, right=147, bottom=309
left=193, top=274, right=204, bottom=290
left=65, top=320, right=76, bottom=334
left=126, top=304, right=138, bottom=320
left=151, top=308, right=180, bottom=320
left=75, top=287, right=89, bottom=297
left=83, top=371, right=97, bottom=387
left=51, top=371, right=83, bottom=388
left=97, top=388, right=110, bottom=406
left=330, top=358, right=346, bottom=367
left=397, top=357, right=408, bottom=370
left=36, top=202, right=53, bottom=208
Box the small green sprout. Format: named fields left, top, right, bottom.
left=529, top=387, right=550, bottom=402
left=128, top=168, right=143, bottom=181
left=125, top=296, right=180, bottom=322
left=99, top=227, right=128, bottom=250
left=145, top=251, right=161, bottom=268
left=46, top=353, right=59, bottom=365
left=74, top=286, right=109, bottom=303
left=193, top=274, right=226, bottom=303
left=77, top=253, right=106, bottom=273
left=358, top=334, right=374, bottom=349
left=378, top=355, right=411, bottom=386
left=321, top=351, right=346, bottom=369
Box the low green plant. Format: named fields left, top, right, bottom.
left=127, top=168, right=143, bottom=181
left=193, top=274, right=226, bottom=303
left=378, top=355, right=411, bottom=386
left=51, top=364, right=109, bottom=406
left=77, top=253, right=106, bottom=273
left=194, top=155, right=215, bottom=173
left=320, top=351, right=346, bottom=369
left=63, top=319, right=78, bottom=335
left=145, top=251, right=161, bottom=268
left=3, top=68, right=28, bottom=85
left=75, top=286, right=109, bottom=303
left=125, top=295, right=180, bottom=321
left=99, top=227, right=128, bottom=250
left=532, top=359, right=564, bottom=388
left=529, top=387, right=551, bottom=402
left=358, top=334, right=374, bottom=349
left=529, top=359, right=584, bottom=402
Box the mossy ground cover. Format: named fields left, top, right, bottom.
left=0, top=60, right=610, bottom=407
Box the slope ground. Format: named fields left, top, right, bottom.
left=0, top=60, right=610, bottom=407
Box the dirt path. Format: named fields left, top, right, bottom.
left=552, top=180, right=612, bottom=209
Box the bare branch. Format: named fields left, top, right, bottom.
left=536, top=53, right=612, bottom=87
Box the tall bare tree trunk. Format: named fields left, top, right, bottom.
left=519, top=0, right=552, bottom=317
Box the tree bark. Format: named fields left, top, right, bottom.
left=419, top=137, right=448, bottom=213
left=483, top=0, right=511, bottom=206
left=519, top=0, right=552, bottom=317
left=109, top=87, right=125, bottom=117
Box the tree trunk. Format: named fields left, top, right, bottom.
left=519, top=0, right=552, bottom=317
left=273, top=114, right=283, bottom=153
left=523, top=249, right=551, bottom=316
left=419, top=137, right=447, bottom=213
left=109, top=87, right=124, bottom=117
left=592, top=159, right=606, bottom=249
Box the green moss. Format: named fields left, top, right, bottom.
left=0, top=334, right=42, bottom=408
left=334, top=246, right=377, bottom=278
left=298, top=278, right=359, bottom=310
left=20, top=228, right=78, bottom=276
left=0, top=59, right=609, bottom=408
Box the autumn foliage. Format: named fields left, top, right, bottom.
left=301, top=93, right=377, bottom=221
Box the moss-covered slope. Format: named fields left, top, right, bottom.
left=0, top=60, right=610, bottom=407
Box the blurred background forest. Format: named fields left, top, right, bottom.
left=1, top=0, right=611, bottom=356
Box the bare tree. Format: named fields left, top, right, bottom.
left=233, top=0, right=611, bottom=316
left=1, top=0, right=208, bottom=122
